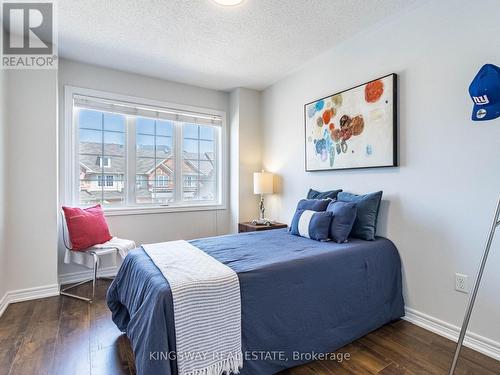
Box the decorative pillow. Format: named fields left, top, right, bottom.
left=326, top=200, right=357, bottom=243
left=290, top=209, right=332, bottom=241
left=62, top=204, right=112, bottom=250
left=337, top=191, right=383, bottom=241
left=307, top=188, right=342, bottom=200
left=296, top=198, right=332, bottom=212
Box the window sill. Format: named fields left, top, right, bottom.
left=102, top=203, right=227, bottom=217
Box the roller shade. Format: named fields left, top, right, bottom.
left=73, top=95, right=222, bottom=126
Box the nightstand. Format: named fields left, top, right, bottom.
left=238, top=221, right=288, bottom=233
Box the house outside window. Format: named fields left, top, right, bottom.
left=156, top=175, right=168, bottom=187
left=97, top=175, right=116, bottom=187
left=97, top=156, right=111, bottom=168
left=64, top=87, right=226, bottom=214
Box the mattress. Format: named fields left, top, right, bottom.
left=107, top=228, right=405, bottom=375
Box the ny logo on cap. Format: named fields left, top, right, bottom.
left=472, top=95, right=490, bottom=105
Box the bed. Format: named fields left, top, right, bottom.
left=107, top=228, right=404, bottom=375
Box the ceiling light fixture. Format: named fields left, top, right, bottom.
left=212, top=0, right=244, bottom=6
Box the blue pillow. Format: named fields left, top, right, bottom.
left=307, top=188, right=342, bottom=200
left=326, top=200, right=357, bottom=243
left=296, top=198, right=331, bottom=212
left=290, top=209, right=332, bottom=241
left=337, top=191, right=382, bottom=241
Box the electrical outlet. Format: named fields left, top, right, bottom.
left=455, top=273, right=469, bottom=294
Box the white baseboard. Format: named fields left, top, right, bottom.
left=0, top=266, right=119, bottom=318
left=0, top=293, right=8, bottom=318
left=404, top=307, right=500, bottom=361
left=0, top=284, right=60, bottom=318
left=58, top=266, right=118, bottom=285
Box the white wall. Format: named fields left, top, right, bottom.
left=261, top=0, right=500, bottom=344
left=229, top=88, right=262, bottom=232
left=229, top=90, right=240, bottom=233
left=4, top=70, right=59, bottom=292
left=0, top=69, right=6, bottom=299
left=238, top=89, right=263, bottom=222
left=58, top=59, right=232, bottom=277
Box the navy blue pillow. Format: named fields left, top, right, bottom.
left=326, top=200, right=357, bottom=243
left=307, top=188, right=342, bottom=200
left=290, top=209, right=332, bottom=241
left=337, top=191, right=383, bottom=241
left=296, top=198, right=331, bottom=212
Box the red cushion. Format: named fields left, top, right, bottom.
left=62, top=204, right=112, bottom=251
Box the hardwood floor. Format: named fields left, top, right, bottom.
left=0, top=280, right=499, bottom=375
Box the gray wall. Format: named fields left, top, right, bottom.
left=261, top=0, right=500, bottom=344
left=4, top=70, right=59, bottom=292
left=229, top=88, right=263, bottom=233
left=0, top=69, right=6, bottom=299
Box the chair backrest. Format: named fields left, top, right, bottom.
left=60, top=211, right=73, bottom=250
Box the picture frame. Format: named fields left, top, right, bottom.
left=304, top=73, right=397, bottom=172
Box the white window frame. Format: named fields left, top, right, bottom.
left=62, top=86, right=228, bottom=216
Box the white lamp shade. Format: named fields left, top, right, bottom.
left=253, top=172, right=273, bottom=195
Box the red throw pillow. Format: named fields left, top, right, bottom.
left=62, top=204, right=112, bottom=251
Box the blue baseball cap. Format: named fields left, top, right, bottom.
left=469, top=64, right=500, bottom=121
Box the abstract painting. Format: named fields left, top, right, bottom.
left=304, top=74, right=397, bottom=171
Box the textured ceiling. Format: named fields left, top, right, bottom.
left=58, top=0, right=417, bottom=91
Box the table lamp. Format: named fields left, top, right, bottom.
left=252, top=171, right=273, bottom=226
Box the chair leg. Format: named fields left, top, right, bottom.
left=60, top=279, right=93, bottom=302
left=92, top=252, right=99, bottom=300
left=60, top=252, right=115, bottom=303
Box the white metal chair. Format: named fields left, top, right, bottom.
left=60, top=212, right=116, bottom=303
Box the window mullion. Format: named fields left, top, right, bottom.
left=216, top=126, right=221, bottom=204
left=174, top=122, right=183, bottom=204
left=72, top=107, right=80, bottom=206
left=101, top=113, right=105, bottom=205
left=154, top=120, right=157, bottom=203
left=197, top=124, right=201, bottom=200
left=127, top=116, right=136, bottom=206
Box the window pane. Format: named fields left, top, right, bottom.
left=136, top=158, right=155, bottom=204
left=198, top=160, right=215, bottom=179
left=200, top=140, right=214, bottom=154
left=136, top=117, right=155, bottom=135
left=199, top=125, right=214, bottom=140
left=78, top=111, right=126, bottom=208
left=136, top=134, right=155, bottom=158
left=136, top=119, right=175, bottom=205
left=183, top=179, right=198, bottom=200
left=199, top=181, right=216, bottom=201
left=156, top=136, right=172, bottom=159
left=79, top=179, right=100, bottom=206
left=79, top=109, right=102, bottom=130
left=80, top=128, right=102, bottom=144
left=183, top=138, right=198, bottom=154
left=104, top=113, right=125, bottom=132
left=157, top=120, right=173, bottom=137
left=183, top=124, right=198, bottom=139
left=182, top=123, right=218, bottom=203
left=104, top=131, right=126, bottom=176
left=102, top=179, right=125, bottom=206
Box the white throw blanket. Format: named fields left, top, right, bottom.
left=64, top=237, right=136, bottom=269
left=142, top=240, right=242, bottom=375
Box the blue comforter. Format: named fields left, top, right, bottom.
left=107, top=229, right=404, bottom=375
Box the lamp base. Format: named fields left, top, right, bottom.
left=251, top=218, right=272, bottom=226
